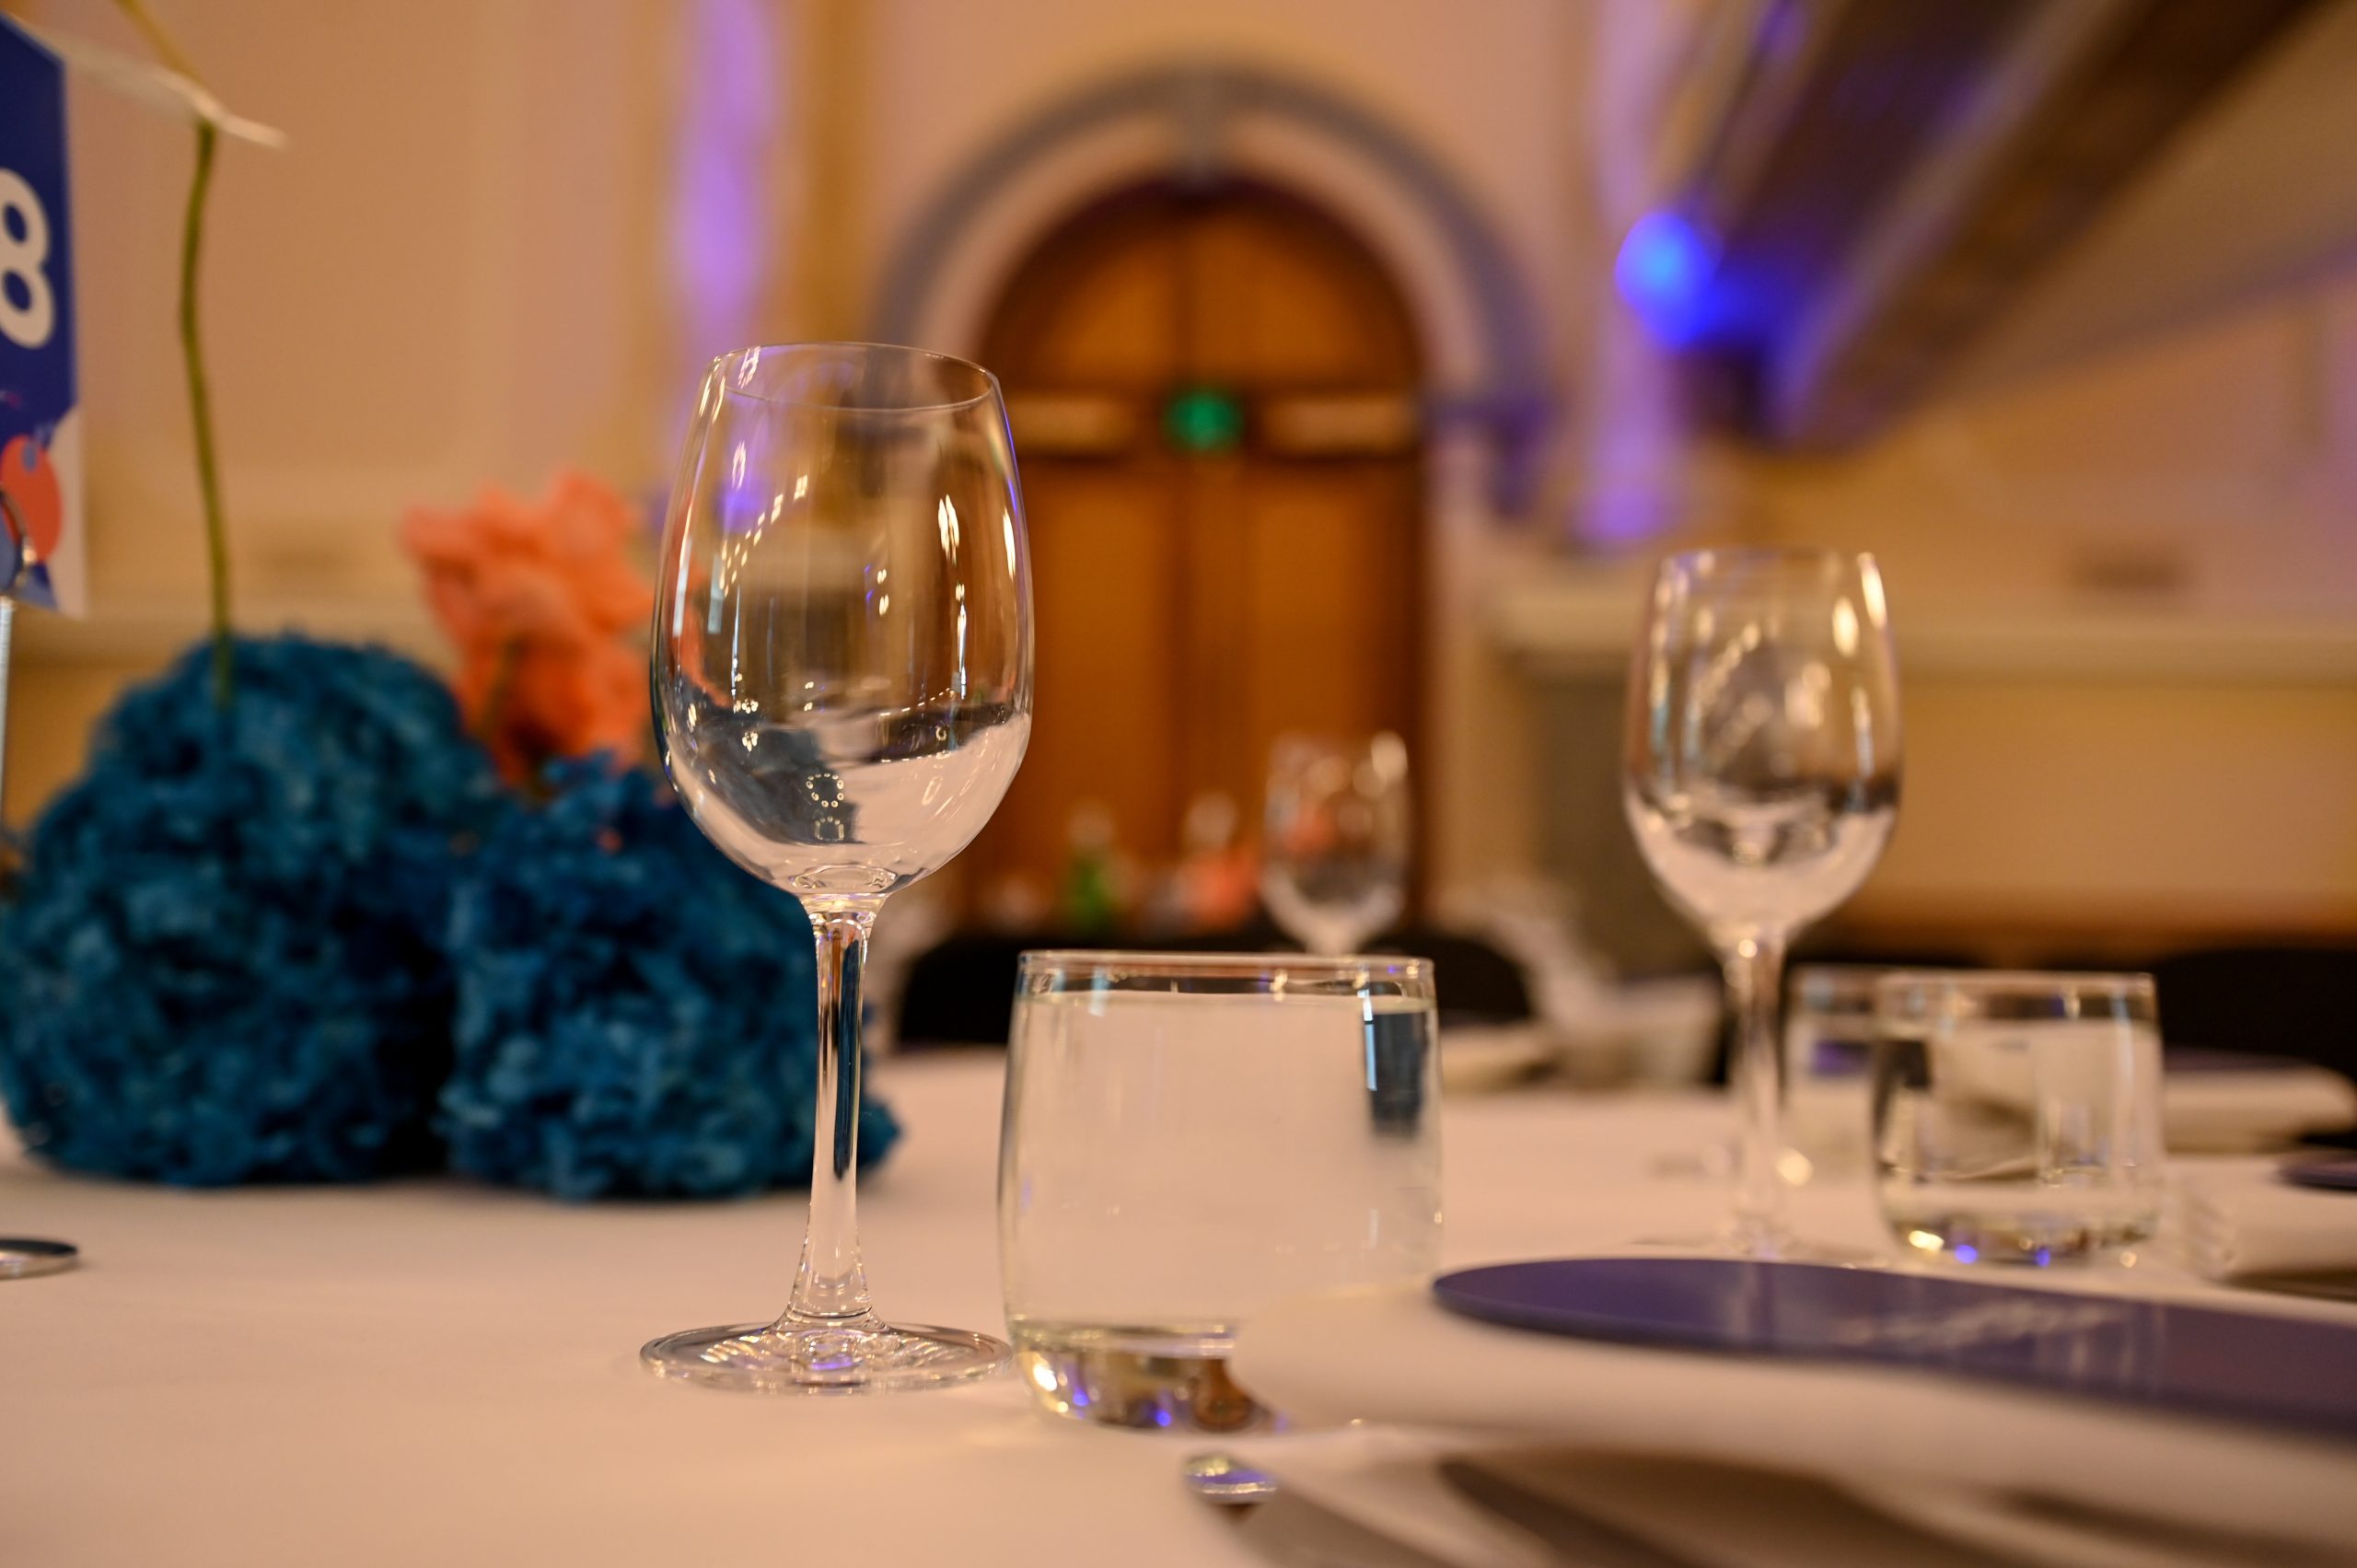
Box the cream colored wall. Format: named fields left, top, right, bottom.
left=1872, top=679, right=2357, bottom=942
left=1756, top=285, right=2357, bottom=615
left=1724, top=278, right=2357, bottom=941
left=6, top=0, right=686, bottom=813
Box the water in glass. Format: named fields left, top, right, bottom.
left=1001, top=954, right=1441, bottom=1429
left=1874, top=971, right=2165, bottom=1264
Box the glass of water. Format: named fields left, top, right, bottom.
left=1001, top=951, right=1442, bottom=1430
left=1873, top=971, right=2165, bottom=1265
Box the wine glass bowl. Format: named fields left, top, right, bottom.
left=1623, top=548, right=1899, bottom=1255
left=645, top=343, right=1031, bottom=1391
left=1260, top=732, right=1411, bottom=957
left=656, top=345, right=1030, bottom=901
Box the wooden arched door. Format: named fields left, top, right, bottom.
left=963, top=180, right=1425, bottom=918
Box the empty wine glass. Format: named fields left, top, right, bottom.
left=645, top=343, right=1032, bottom=1391
left=0, top=593, right=69, bottom=1280
left=0, top=596, right=22, bottom=895
left=1623, top=548, right=1899, bottom=1257
left=1261, top=732, right=1411, bottom=956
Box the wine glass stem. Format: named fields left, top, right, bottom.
left=0, top=596, right=15, bottom=824
left=1723, top=931, right=1789, bottom=1253
left=784, top=900, right=880, bottom=1326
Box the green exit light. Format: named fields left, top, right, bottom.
left=1163, top=386, right=1245, bottom=454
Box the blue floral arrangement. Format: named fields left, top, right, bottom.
left=0, top=634, right=505, bottom=1183
left=435, top=761, right=899, bottom=1200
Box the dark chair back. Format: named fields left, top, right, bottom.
left=2150, top=946, right=2357, bottom=1081
left=893, top=922, right=1536, bottom=1048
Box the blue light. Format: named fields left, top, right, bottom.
left=1954, top=1244, right=1979, bottom=1263
left=1614, top=209, right=1721, bottom=347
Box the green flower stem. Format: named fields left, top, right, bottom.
left=181, top=121, right=231, bottom=706
left=114, top=0, right=234, bottom=705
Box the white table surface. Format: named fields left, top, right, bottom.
left=2, top=1052, right=2342, bottom=1567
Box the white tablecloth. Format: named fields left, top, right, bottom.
left=1, top=1054, right=2343, bottom=1566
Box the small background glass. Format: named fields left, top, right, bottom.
left=1781, top=965, right=1891, bottom=1185
left=1872, top=971, right=2164, bottom=1265
left=1260, top=733, right=1411, bottom=956
left=1001, top=951, right=1441, bottom=1431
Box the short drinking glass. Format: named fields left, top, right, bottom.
left=1873, top=971, right=2165, bottom=1265
left=1000, top=952, right=1442, bottom=1430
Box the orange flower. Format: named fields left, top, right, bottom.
left=402, top=473, right=656, bottom=782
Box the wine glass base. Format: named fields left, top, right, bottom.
left=642, top=1317, right=1010, bottom=1394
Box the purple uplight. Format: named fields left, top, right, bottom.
left=1615, top=209, right=1721, bottom=348
left=670, top=0, right=775, bottom=379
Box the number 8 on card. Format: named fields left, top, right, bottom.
left=0, top=16, right=82, bottom=616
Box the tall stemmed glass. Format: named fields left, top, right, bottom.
left=1623, top=549, right=1898, bottom=1258
left=646, top=343, right=1032, bottom=1391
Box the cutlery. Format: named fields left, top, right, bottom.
left=2277, top=1157, right=2357, bottom=1193
left=1439, top=1458, right=2038, bottom=1568
left=1183, top=1451, right=1282, bottom=1504
left=1189, top=1450, right=1486, bottom=1568
left=0, top=1237, right=77, bottom=1280
left=1230, top=1488, right=1465, bottom=1568
left=2229, top=1270, right=2357, bottom=1304
left=1434, top=1462, right=1712, bottom=1568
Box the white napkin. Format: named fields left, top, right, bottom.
left=1436, top=1023, right=1555, bottom=1094
left=1230, top=1281, right=2357, bottom=1551
left=1932, top=1037, right=2353, bottom=1154
left=2180, top=1170, right=2357, bottom=1280
left=2164, top=1070, right=2357, bottom=1155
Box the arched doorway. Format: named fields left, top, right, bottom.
left=960, top=179, right=1426, bottom=917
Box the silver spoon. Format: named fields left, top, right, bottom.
left=1183, top=1451, right=1282, bottom=1504
left=0, top=1237, right=78, bottom=1280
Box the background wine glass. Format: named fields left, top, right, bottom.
left=646, top=342, right=1032, bottom=1391
left=0, top=590, right=71, bottom=1279
left=1261, top=732, right=1411, bottom=957
left=1622, top=548, right=1899, bottom=1257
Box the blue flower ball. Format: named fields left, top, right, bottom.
left=436, top=764, right=900, bottom=1200
left=0, top=634, right=505, bottom=1183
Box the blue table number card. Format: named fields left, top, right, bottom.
left=0, top=15, right=83, bottom=616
